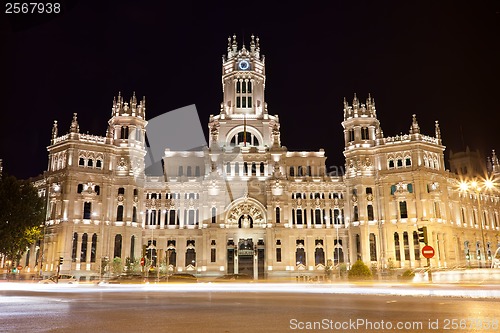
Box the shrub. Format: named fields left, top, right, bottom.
left=400, top=269, right=415, bottom=280
left=348, top=260, right=373, bottom=280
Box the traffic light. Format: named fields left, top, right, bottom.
left=417, top=226, right=428, bottom=244
left=59, top=257, right=64, bottom=265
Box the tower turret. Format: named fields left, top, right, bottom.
left=221, top=34, right=266, bottom=118
left=108, top=91, right=147, bottom=146
left=342, top=93, right=380, bottom=148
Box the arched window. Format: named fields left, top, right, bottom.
left=289, top=166, right=295, bottom=177
left=132, top=207, right=137, bottom=222
left=234, top=162, right=239, bottom=175
left=72, top=233, right=78, bottom=262
left=388, top=160, right=394, bottom=169
left=275, top=207, right=281, bottom=223
left=226, top=162, right=231, bottom=174
left=79, top=158, right=85, bottom=166
left=298, top=166, right=304, bottom=177
left=260, top=162, right=265, bottom=175
left=296, top=248, right=306, bottom=265
left=91, top=234, right=97, bottom=263
left=369, top=233, right=377, bottom=261
left=353, top=206, right=359, bottom=221
left=80, top=233, right=88, bottom=262
left=186, top=249, right=196, bottom=267
left=130, top=235, right=135, bottom=261
left=403, top=232, right=410, bottom=260
left=186, top=166, right=192, bottom=177
left=413, top=231, right=420, bottom=260
left=361, top=127, right=369, bottom=140
left=87, top=159, right=93, bottom=167
left=96, top=159, right=102, bottom=169
left=394, top=233, right=401, bottom=261
left=349, top=129, right=355, bottom=142
left=114, top=234, right=122, bottom=258
left=314, top=248, right=325, bottom=266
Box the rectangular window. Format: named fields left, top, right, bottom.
left=211, top=248, right=216, bottom=263
left=242, top=97, right=246, bottom=108
left=211, top=207, right=217, bottom=224
left=399, top=201, right=408, bottom=219
left=237, top=97, right=241, bottom=108
left=247, top=96, right=252, bottom=108
left=83, top=202, right=92, bottom=219
left=434, top=201, right=441, bottom=219
left=276, top=248, right=282, bottom=262
left=275, top=207, right=280, bottom=223
left=367, top=205, right=374, bottom=221
left=296, top=209, right=302, bottom=224
left=169, top=209, right=177, bottom=225
left=188, top=210, right=195, bottom=225
left=315, top=209, right=321, bottom=224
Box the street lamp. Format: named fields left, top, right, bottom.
left=459, top=178, right=495, bottom=267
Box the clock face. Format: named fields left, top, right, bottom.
left=238, top=60, right=250, bottom=70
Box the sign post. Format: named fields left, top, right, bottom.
left=422, top=245, right=435, bottom=282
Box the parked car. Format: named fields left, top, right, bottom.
left=39, top=275, right=78, bottom=284
left=213, top=273, right=253, bottom=282
left=159, top=273, right=198, bottom=283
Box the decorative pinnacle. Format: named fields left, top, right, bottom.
left=435, top=120, right=441, bottom=140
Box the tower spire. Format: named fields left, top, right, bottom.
left=232, top=34, right=237, bottom=54
left=410, top=114, right=420, bottom=134
left=435, top=120, right=441, bottom=142
left=52, top=120, right=58, bottom=141
left=69, top=113, right=79, bottom=134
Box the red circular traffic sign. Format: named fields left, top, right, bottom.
left=422, top=245, right=435, bottom=259
left=17, top=265, right=23, bottom=270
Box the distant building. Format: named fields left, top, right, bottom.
left=18, top=36, right=500, bottom=280
left=449, top=146, right=486, bottom=177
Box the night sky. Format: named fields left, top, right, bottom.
left=1, top=1, right=499, bottom=179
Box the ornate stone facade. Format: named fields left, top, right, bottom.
left=22, top=36, right=500, bottom=280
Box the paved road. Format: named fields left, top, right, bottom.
left=0, top=284, right=498, bottom=333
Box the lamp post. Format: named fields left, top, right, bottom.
left=460, top=179, right=494, bottom=268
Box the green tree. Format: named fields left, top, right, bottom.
left=348, top=260, right=373, bottom=280
left=112, top=257, right=123, bottom=275
left=0, top=174, right=45, bottom=262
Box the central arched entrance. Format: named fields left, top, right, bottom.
left=225, top=197, right=267, bottom=279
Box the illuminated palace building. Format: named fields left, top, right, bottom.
left=28, top=36, right=500, bottom=280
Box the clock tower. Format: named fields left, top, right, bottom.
left=209, top=35, right=280, bottom=149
